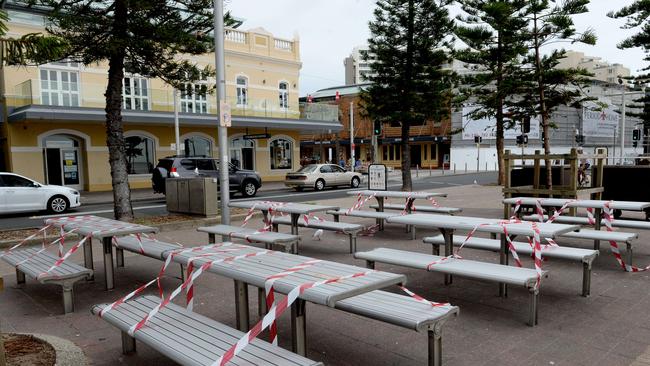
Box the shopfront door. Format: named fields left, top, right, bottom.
left=44, top=135, right=83, bottom=190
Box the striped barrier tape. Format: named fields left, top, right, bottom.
left=399, top=286, right=450, bottom=308
left=264, top=259, right=322, bottom=345
left=0, top=224, right=53, bottom=258
left=99, top=277, right=159, bottom=318
left=37, top=234, right=92, bottom=280
left=14, top=229, right=79, bottom=268
left=211, top=270, right=375, bottom=366
left=400, top=194, right=413, bottom=215
left=345, top=192, right=376, bottom=215
left=128, top=250, right=273, bottom=336
left=602, top=203, right=650, bottom=272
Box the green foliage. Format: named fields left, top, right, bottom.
left=608, top=0, right=650, bottom=68
left=360, top=0, right=456, bottom=126
left=0, top=9, right=67, bottom=67
left=31, top=0, right=235, bottom=87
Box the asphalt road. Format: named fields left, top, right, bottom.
left=0, top=171, right=497, bottom=231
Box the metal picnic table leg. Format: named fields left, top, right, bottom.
left=593, top=208, right=602, bottom=250
left=208, top=233, right=216, bottom=244
left=234, top=280, right=249, bottom=331
left=499, top=234, right=510, bottom=298
left=258, top=288, right=267, bottom=316
left=428, top=325, right=443, bottom=366
left=102, top=237, right=115, bottom=291
left=291, top=298, right=307, bottom=356
left=83, top=238, right=94, bottom=281
left=377, top=197, right=385, bottom=231
left=116, top=247, right=125, bottom=268
left=441, top=229, right=453, bottom=285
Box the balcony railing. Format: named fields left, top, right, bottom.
left=8, top=79, right=339, bottom=122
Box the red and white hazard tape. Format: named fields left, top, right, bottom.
left=37, top=234, right=91, bottom=279
left=99, top=277, right=159, bottom=318
left=345, top=192, right=376, bottom=215
left=399, top=286, right=450, bottom=308
left=212, top=270, right=374, bottom=366
left=602, top=203, right=650, bottom=272
left=0, top=224, right=53, bottom=259
left=264, top=259, right=322, bottom=345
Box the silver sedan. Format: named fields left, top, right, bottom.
left=285, top=164, right=362, bottom=191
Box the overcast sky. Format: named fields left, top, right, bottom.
left=227, top=0, right=645, bottom=96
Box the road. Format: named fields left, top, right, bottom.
left=0, top=171, right=496, bottom=231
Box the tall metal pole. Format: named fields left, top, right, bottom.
left=620, top=87, right=627, bottom=163
left=173, top=88, right=181, bottom=155
left=476, top=141, right=480, bottom=172
left=349, top=101, right=355, bottom=172
left=213, top=0, right=230, bottom=223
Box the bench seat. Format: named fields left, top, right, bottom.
left=335, top=290, right=458, bottom=366
left=1, top=247, right=93, bottom=313
left=523, top=214, right=650, bottom=231
left=354, top=248, right=545, bottom=326
left=370, top=204, right=462, bottom=215
left=92, top=295, right=321, bottom=366
left=326, top=209, right=399, bottom=220
left=423, top=234, right=598, bottom=296
left=198, top=225, right=300, bottom=253
left=270, top=216, right=364, bottom=253
left=113, top=235, right=182, bottom=260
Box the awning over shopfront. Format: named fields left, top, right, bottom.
left=8, top=105, right=343, bottom=132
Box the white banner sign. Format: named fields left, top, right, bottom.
left=461, top=107, right=540, bottom=140
left=582, top=107, right=619, bottom=137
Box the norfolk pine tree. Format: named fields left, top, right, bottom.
left=33, top=0, right=233, bottom=220
left=361, top=0, right=455, bottom=191
left=517, top=0, right=596, bottom=189
left=609, top=2, right=650, bottom=154
left=455, top=0, right=528, bottom=185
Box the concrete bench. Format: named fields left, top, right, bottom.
left=354, top=248, right=546, bottom=326
left=270, top=216, right=364, bottom=253
left=1, top=247, right=93, bottom=313
left=523, top=214, right=650, bottom=231
left=198, top=225, right=300, bottom=253
left=423, top=235, right=598, bottom=296
left=92, top=295, right=321, bottom=366
left=370, top=204, right=462, bottom=215
left=335, top=290, right=458, bottom=366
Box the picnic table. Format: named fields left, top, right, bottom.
left=44, top=215, right=158, bottom=290
left=387, top=213, right=579, bottom=293
left=503, top=197, right=650, bottom=249
left=168, top=244, right=406, bottom=356
left=229, top=201, right=339, bottom=235
left=347, top=190, right=447, bottom=230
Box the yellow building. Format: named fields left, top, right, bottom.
left=0, top=5, right=340, bottom=191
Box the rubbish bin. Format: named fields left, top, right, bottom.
left=166, top=177, right=218, bottom=216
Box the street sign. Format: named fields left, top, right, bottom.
left=243, top=133, right=271, bottom=140
left=219, top=100, right=231, bottom=127
left=368, top=164, right=388, bottom=191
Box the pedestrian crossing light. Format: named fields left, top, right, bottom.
left=633, top=129, right=641, bottom=141
left=373, top=121, right=382, bottom=135
left=474, top=135, right=482, bottom=144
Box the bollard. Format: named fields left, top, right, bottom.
left=465, top=162, right=467, bottom=173
left=430, top=164, right=433, bottom=177
left=416, top=165, right=419, bottom=178
left=485, top=162, right=488, bottom=171
left=453, top=163, right=456, bottom=173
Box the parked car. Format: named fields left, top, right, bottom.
left=285, top=164, right=362, bottom=191
left=0, top=172, right=80, bottom=214
left=151, top=156, right=262, bottom=197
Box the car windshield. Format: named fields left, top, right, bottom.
left=297, top=165, right=318, bottom=173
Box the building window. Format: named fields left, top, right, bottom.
left=181, top=74, right=208, bottom=114
left=424, top=145, right=428, bottom=161
left=40, top=69, right=80, bottom=107
left=123, top=77, right=149, bottom=110
left=279, top=81, right=288, bottom=109
left=230, top=137, right=255, bottom=170
left=430, top=144, right=437, bottom=160
left=183, top=136, right=212, bottom=157
left=236, top=76, right=248, bottom=106
left=383, top=146, right=388, bottom=161
left=269, top=138, right=293, bottom=170
left=125, top=136, right=155, bottom=174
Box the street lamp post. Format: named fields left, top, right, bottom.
left=213, top=0, right=230, bottom=223
left=619, top=77, right=627, bottom=165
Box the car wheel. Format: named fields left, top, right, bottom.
left=351, top=176, right=360, bottom=188
left=48, top=195, right=69, bottom=214
left=314, top=179, right=325, bottom=191
left=241, top=180, right=258, bottom=197
left=294, top=187, right=304, bottom=192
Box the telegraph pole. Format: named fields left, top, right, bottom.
left=173, top=88, right=181, bottom=155
left=213, top=0, right=230, bottom=223
left=350, top=102, right=355, bottom=171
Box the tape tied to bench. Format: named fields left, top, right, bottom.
left=264, top=259, right=322, bottom=345
left=37, top=233, right=92, bottom=280
left=399, top=286, right=451, bottom=308
left=212, top=270, right=375, bottom=366
left=12, top=228, right=80, bottom=270
left=345, top=192, right=376, bottom=215
left=0, top=224, right=54, bottom=259
left=127, top=249, right=274, bottom=336
left=602, top=202, right=650, bottom=272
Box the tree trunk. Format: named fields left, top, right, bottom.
left=105, top=0, right=133, bottom=221
left=401, top=122, right=412, bottom=191
left=495, top=31, right=505, bottom=186
left=533, top=13, right=553, bottom=189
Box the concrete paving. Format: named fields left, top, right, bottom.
left=2, top=184, right=650, bottom=365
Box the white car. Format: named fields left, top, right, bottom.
left=285, top=164, right=362, bottom=191
left=0, top=172, right=81, bottom=214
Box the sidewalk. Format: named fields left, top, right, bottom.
left=2, top=184, right=650, bottom=365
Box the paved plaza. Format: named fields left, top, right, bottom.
left=2, top=185, right=650, bottom=365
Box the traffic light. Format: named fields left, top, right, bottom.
left=633, top=129, right=641, bottom=141
left=633, top=141, right=639, bottom=148
left=541, top=131, right=546, bottom=143
left=517, top=134, right=529, bottom=145
left=373, top=121, right=382, bottom=135
left=474, top=135, right=482, bottom=144
left=522, top=117, right=531, bottom=134
left=575, top=135, right=584, bottom=145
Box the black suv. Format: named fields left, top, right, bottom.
left=152, top=156, right=262, bottom=197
